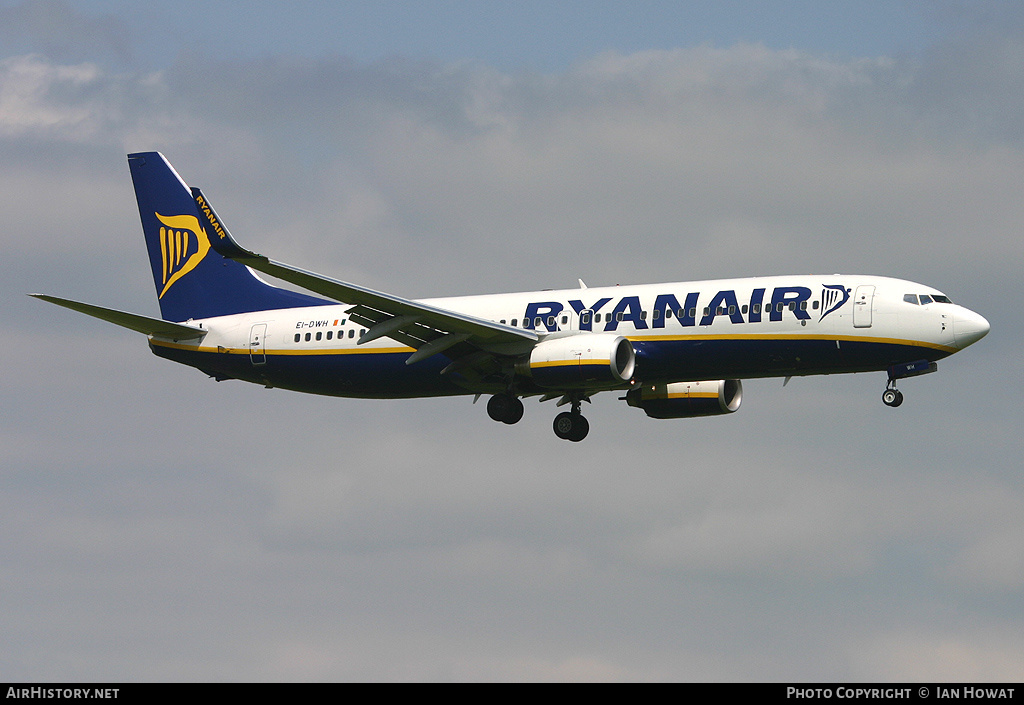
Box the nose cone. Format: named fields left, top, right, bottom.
left=954, top=308, right=990, bottom=349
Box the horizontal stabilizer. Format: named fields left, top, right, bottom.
left=29, top=294, right=207, bottom=339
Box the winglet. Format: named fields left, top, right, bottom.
left=191, top=187, right=265, bottom=263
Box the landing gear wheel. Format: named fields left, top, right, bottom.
left=553, top=411, right=589, bottom=442
left=882, top=388, right=904, bottom=407
left=487, top=394, right=524, bottom=424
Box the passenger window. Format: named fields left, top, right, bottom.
left=812, top=301, right=819, bottom=310
left=640, top=310, right=648, bottom=320
left=561, top=316, right=568, bottom=325
left=294, top=333, right=301, bottom=343
left=316, top=331, right=322, bottom=341
left=511, top=319, right=518, bottom=327
left=348, top=329, right=355, bottom=338
left=741, top=305, right=748, bottom=315
left=800, top=301, right=807, bottom=311
left=616, top=312, right=624, bottom=322
left=728, top=306, right=736, bottom=315
left=653, top=309, right=661, bottom=320
left=581, top=312, right=591, bottom=325
left=305, top=333, right=311, bottom=342
left=753, top=304, right=761, bottom=314
left=327, top=331, right=333, bottom=340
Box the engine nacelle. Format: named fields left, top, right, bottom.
left=625, top=379, right=742, bottom=419
left=521, top=333, right=636, bottom=389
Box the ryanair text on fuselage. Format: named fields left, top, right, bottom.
left=523, top=284, right=848, bottom=333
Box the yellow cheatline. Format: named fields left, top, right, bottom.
left=530, top=359, right=610, bottom=369
left=150, top=339, right=415, bottom=356
left=628, top=332, right=956, bottom=354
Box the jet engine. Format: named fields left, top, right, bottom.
left=625, top=379, right=742, bottom=419
left=520, top=333, right=635, bottom=389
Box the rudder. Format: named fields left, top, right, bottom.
left=128, top=152, right=327, bottom=321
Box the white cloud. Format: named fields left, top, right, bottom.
left=852, top=630, right=1024, bottom=681
left=0, top=55, right=101, bottom=137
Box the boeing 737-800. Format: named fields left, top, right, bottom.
left=32, top=152, right=990, bottom=441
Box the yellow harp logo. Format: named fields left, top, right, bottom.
left=155, top=213, right=211, bottom=298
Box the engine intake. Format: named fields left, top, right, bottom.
left=626, top=379, right=742, bottom=419
left=521, top=333, right=635, bottom=389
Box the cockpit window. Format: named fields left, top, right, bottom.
left=908, top=293, right=954, bottom=305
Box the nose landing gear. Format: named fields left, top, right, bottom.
left=882, top=359, right=938, bottom=408
left=882, top=384, right=904, bottom=408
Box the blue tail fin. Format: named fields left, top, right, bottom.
left=128, top=152, right=328, bottom=321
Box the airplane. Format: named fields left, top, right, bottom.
left=31, top=152, right=990, bottom=441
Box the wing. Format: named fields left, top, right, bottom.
left=192, top=188, right=537, bottom=374
left=29, top=294, right=207, bottom=340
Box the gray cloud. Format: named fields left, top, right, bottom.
left=0, top=0, right=132, bottom=66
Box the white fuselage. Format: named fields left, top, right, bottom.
left=148, top=274, right=989, bottom=399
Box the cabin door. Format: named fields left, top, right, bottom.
left=249, top=324, right=267, bottom=365
left=853, top=286, right=875, bottom=328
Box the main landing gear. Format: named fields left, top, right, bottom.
left=552, top=396, right=589, bottom=442
left=552, top=409, right=589, bottom=442
left=487, top=393, right=524, bottom=424
left=485, top=393, right=590, bottom=441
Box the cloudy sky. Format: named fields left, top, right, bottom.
left=3, top=0, right=1022, bottom=681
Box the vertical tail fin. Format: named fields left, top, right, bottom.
left=128, top=152, right=327, bottom=321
